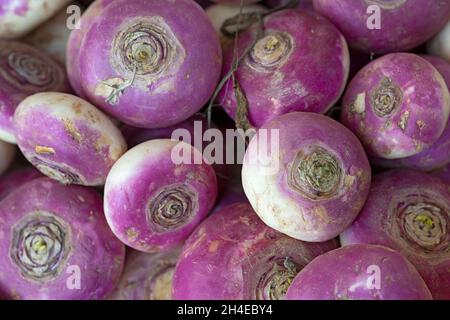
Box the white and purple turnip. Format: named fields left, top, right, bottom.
left=242, top=112, right=371, bottom=242
left=0, top=177, right=125, bottom=300
left=14, top=92, right=127, bottom=186
left=68, top=0, right=222, bottom=128
left=104, top=139, right=218, bottom=253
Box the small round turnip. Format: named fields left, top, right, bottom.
left=0, top=167, right=41, bottom=201
left=218, top=9, right=349, bottom=128
left=242, top=112, right=371, bottom=242
left=341, top=170, right=450, bottom=299
left=370, top=55, right=450, bottom=170
left=313, top=0, right=450, bottom=54
left=104, top=139, right=218, bottom=253
left=0, top=40, right=70, bottom=143
left=172, top=202, right=338, bottom=300
left=71, top=0, right=222, bottom=128
left=0, top=140, right=16, bottom=176
left=286, top=244, right=432, bottom=300
left=109, top=248, right=180, bottom=300
left=0, top=177, right=126, bottom=300
left=14, top=92, right=127, bottom=186
left=341, top=53, right=450, bottom=159
left=428, top=20, right=450, bottom=62
left=0, top=0, right=72, bottom=39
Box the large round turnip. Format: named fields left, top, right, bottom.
left=242, top=112, right=371, bottom=242
left=341, top=170, right=450, bottom=299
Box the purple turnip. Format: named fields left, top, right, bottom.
left=370, top=55, right=450, bottom=170
left=0, top=167, right=41, bottom=201
left=313, top=0, right=450, bottom=54
left=0, top=0, right=72, bottom=39
left=70, top=0, right=222, bottom=128
left=341, top=170, right=450, bottom=299
left=0, top=177, right=125, bottom=300
left=242, top=112, right=371, bottom=242
left=172, top=202, right=338, bottom=300
left=341, top=53, right=450, bottom=159
left=0, top=140, right=16, bottom=176
left=286, top=244, right=432, bottom=300
left=428, top=20, right=450, bottom=63
left=0, top=40, right=70, bottom=143
left=14, top=92, right=127, bottom=186
left=104, top=139, right=218, bottom=253
left=218, top=9, right=349, bottom=128
left=109, top=248, right=180, bottom=300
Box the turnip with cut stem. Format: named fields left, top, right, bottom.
left=70, top=0, right=222, bottom=128
left=242, top=112, right=371, bottom=242
left=218, top=9, right=349, bottom=128
left=14, top=92, right=127, bottom=186
left=0, top=177, right=126, bottom=300
left=104, top=139, right=218, bottom=253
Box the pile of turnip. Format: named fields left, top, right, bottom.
left=0, top=0, right=449, bottom=301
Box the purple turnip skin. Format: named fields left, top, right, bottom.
left=341, top=53, right=450, bottom=159
left=340, top=170, right=450, bottom=300
left=428, top=20, right=450, bottom=63
left=433, top=163, right=450, bottom=185
left=109, top=248, right=180, bottom=300
left=0, top=177, right=125, bottom=300
left=66, top=0, right=115, bottom=98
left=74, top=0, right=222, bottom=128
left=0, top=0, right=72, bottom=39
left=0, top=40, right=70, bottom=144
left=104, top=139, right=218, bottom=253
left=14, top=92, right=127, bottom=186
left=370, top=55, right=450, bottom=170
left=286, top=244, right=432, bottom=300
left=0, top=140, right=16, bottom=176
left=218, top=9, right=349, bottom=128
left=0, top=167, right=41, bottom=201
left=172, top=202, right=338, bottom=300
left=242, top=112, right=371, bottom=242
left=313, top=0, right=450, bottom=54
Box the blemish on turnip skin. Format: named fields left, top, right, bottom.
left=35, top=145, right=55, bottom=155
